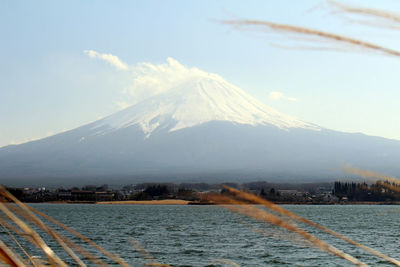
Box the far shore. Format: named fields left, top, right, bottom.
left=33, top=200, right=400, bottom=205
left=96, top=199, right=191, bottom=205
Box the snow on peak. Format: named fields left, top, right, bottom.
left=92, top=59, right=320, bottom=137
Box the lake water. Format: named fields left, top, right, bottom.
left=4, top=204, right=400, bottom=266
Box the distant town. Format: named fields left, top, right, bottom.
left=5, top=179, right=400, bottom=204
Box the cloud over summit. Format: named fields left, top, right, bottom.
left=84, top=50, right=129, bottom=70
left=86, top=53, right=292, bottom=112
left=129, top=57, right=222, bottom=102
left=85, top=52, right=225, bottom=107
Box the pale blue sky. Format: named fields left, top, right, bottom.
left=1, top=0, right=399, bottom=147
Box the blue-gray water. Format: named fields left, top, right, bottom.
left=4, top=204, right=400, bottom=266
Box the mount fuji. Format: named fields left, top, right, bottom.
left=1, top=69, right=400, bottom=185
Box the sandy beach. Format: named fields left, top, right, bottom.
left=96, top=199, right=190, bottom=205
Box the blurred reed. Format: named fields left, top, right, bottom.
left=0, top=185, right=129, bottom=267
left=205, top=185, right=400, bottom=266
left=328, top=0, right=400, bottom=29
left=130, top=239, right=171, bottom=267
left=222, top=0, right=400, bottom=57
left=222, top=19, right=400, bottom=57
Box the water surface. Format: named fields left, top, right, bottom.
left=5, top=204, right=400, bottom=266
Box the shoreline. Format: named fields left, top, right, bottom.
left=97, top=199, right=190, bottom=205
left=30, top=200, right=400, bottom=205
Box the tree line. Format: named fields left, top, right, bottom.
left=333, top=181, right=400, bottom=202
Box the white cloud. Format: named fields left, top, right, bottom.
left=86, top=55, right=226, bottom=107
left=85, top=52, right=300, bottom=108
left=268, top=91, right=298, bottom=101
left=84, top=50, right=129, bottom=70
left=128, top=57, right=222, bottom=103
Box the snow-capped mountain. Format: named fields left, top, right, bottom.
left=91, top=72, right=319, bottom=138
left=1, top=71, right=399, bottom=186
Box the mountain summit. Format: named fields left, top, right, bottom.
left=92, top=71, right=319, bottom=138
left=1, top=61, right=399, bottom=185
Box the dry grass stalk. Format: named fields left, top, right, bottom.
left=208, top=193, right=368, bottom=267
left=28, top=206, right=129, bottom=267
left=223, top=186, right=400, bottom=266
left=0, top=217, right=35, bottom=248
left=344, top=166, right=400, bottom=198
left=222, top=19, right=400, bottom=57
left=237, top=216, right=309, bottom=246
left=0, top=217, right=34, bottom=242
left=0, top=185, right=130, bottom=267
left=130, top=239, right=154, bottom=262
left=345, top=166, right=400, bottom=185
left=0, top=187, right=85, bottom=267
left=0, top=215, right=42, bottom=266
left=345, top=166, right=400, bottom=193
left=0, top=221, right=37, bottom=267
left=0, top=187, right=169, bottom=267
left=130, top=239, right=171, bottom=267
left=0, top=239, right=26, bottom=267
left=375, top=181, right=400, bottom=194
left=55, top=234, right=107, bottom=266
left=0, top=215, right=71, bottom=267
left=7, top=205, right=105, bottom=267
left=328, top=0, right=400, bottom=28
left=6, top=205, right=87, bottom=267
left=0, top=196, right=67, bottom=266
